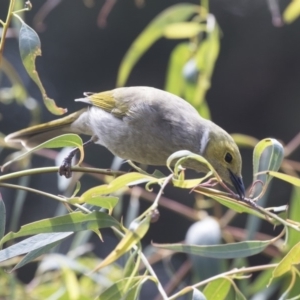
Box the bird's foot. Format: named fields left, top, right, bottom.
left=59, top=156, right=73, bottom=178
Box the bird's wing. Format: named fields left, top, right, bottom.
left=75, top=91, right=128, bottom=119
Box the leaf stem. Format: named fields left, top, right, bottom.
left=168, top=263, right=278, bottom=299
left=0, top=182, right=90, bottom=213
left=0, top=0, right=16, bottom=68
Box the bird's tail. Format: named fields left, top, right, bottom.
left=5, top=108, right=88, bottom=149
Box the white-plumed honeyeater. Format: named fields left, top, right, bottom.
left=5, top=86, right=245, bottom=198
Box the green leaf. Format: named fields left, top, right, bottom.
left=70, top=196, right=119, bottom=213
left=11, top=239, right=63, bottom=271
left=283, top=0, right=300, bottom=23
left=163, top=22, right=204, bottom=39
left=287, top=187, right=300, bottom=249
left=0, top=211, right=118, bottom=245
left=0, top=194, right=6, bottom=240
left=231, top=134, right=259, bottom=148
left=93, top=215, right=151, bottom=271
left=153, top=238, right=271, bottom=259
left=203, top=278, right=231, bottom=300
left=17, top=18, right=66, bottom=115
left=165, top=43, right=191, bottom=96
left=191, top=16, right=220, bottom=107
left=79, top=172, right=159, bottom=202
left=0, top=232, right=73, bottom=262
left=1, top=134, right=84, bottom=171
left=117, top=3, right=199, bottom=86
left=270, top=241, right=300, bottom=284
left=97, top=276, right=154, bottom=299
left=265, top=171, right=300, bottom=186
left=198, top=191, right=265, bottom=219
left=253, top=138, right=284, bottom=186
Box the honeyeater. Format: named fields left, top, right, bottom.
left=5, top=86, right=245, bottom=198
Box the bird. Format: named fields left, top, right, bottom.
left=4, top=86, right=245, bottom=198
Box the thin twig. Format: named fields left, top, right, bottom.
left=0, top=0, right=16, bottom=68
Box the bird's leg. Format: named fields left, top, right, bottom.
left=59, top=139, right=94, bottom=178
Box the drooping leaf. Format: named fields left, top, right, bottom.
left=17, top=18, right=66, bottom=115
left=1, top=134, right=83, bottom=171
left=0, top=194, right=6, bottom=240
left=1, top=211, right=118, bottom=245
left=153, top=238, right=271, bottom=259
left=203, top=278, right=231, bottom=300
left=93, top=215, right=151, bottom=271
left=117, top=3, right=199, bottom=86
left=0, top=232, right=73, bottom=263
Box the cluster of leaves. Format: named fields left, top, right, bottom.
left=1, top=1, right=300, bottom=299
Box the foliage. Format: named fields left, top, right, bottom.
left=1, top=1, right=300, bottom=299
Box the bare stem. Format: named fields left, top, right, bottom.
left=0, top=0, right=16, bottom=67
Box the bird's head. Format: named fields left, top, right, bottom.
left=203, top=127, right=245, bottom=199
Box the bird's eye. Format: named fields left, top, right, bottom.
left=225, top=152, right=233, bottom=163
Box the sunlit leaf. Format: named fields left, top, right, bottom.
left=0, top=211, right=118, bottom=245
left=1, top=134, right=83, bottom=171
left=163, top=22, right=204, bottom=39
left=265, top=171, right=300, bottom=186
left=0, top=232, right=73, bottom=263
left=203, top=278, right=231, bottom=300
left=269, top=241, right=300, bottom=285
left=93, top=215, right=151, bottom=271
left=231, top=134, right=259, bottom=148
left=165, top=43, right=191, bottom=95
left=16, top=17, right=66, bottom=115
left=117, top=3, right=199, bottom=86
left=61, top=265, right=80, bottom=300
left=287, top=187, right=300, bottom=249
left=192, top=15, right=220, bottom=107
left=153, top=238, right=271, bottom=259
left=283, top=0, right=300, bottom=23
left=78, top=172, right=159, bottom=203
left=0, top=194, right=5, bottom=240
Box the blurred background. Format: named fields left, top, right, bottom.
left=0, top=0, right=300, bottom=299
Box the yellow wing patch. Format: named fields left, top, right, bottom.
left=84, top=91, right=128, bottom=118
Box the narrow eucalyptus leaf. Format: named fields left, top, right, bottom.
left=0, top=194, right=6, bottom=240
left=153, top=239, right=271, bottom=259
left=0, top=232, right=72, bottom=262
left=117, top=3, right=199, bottom=86
left=1, top=211, right=118, bottom=245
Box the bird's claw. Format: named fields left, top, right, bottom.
left=59, top=158, right=72, bottom=178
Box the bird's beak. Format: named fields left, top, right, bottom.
left=228, top=169, right=245, bottom=199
